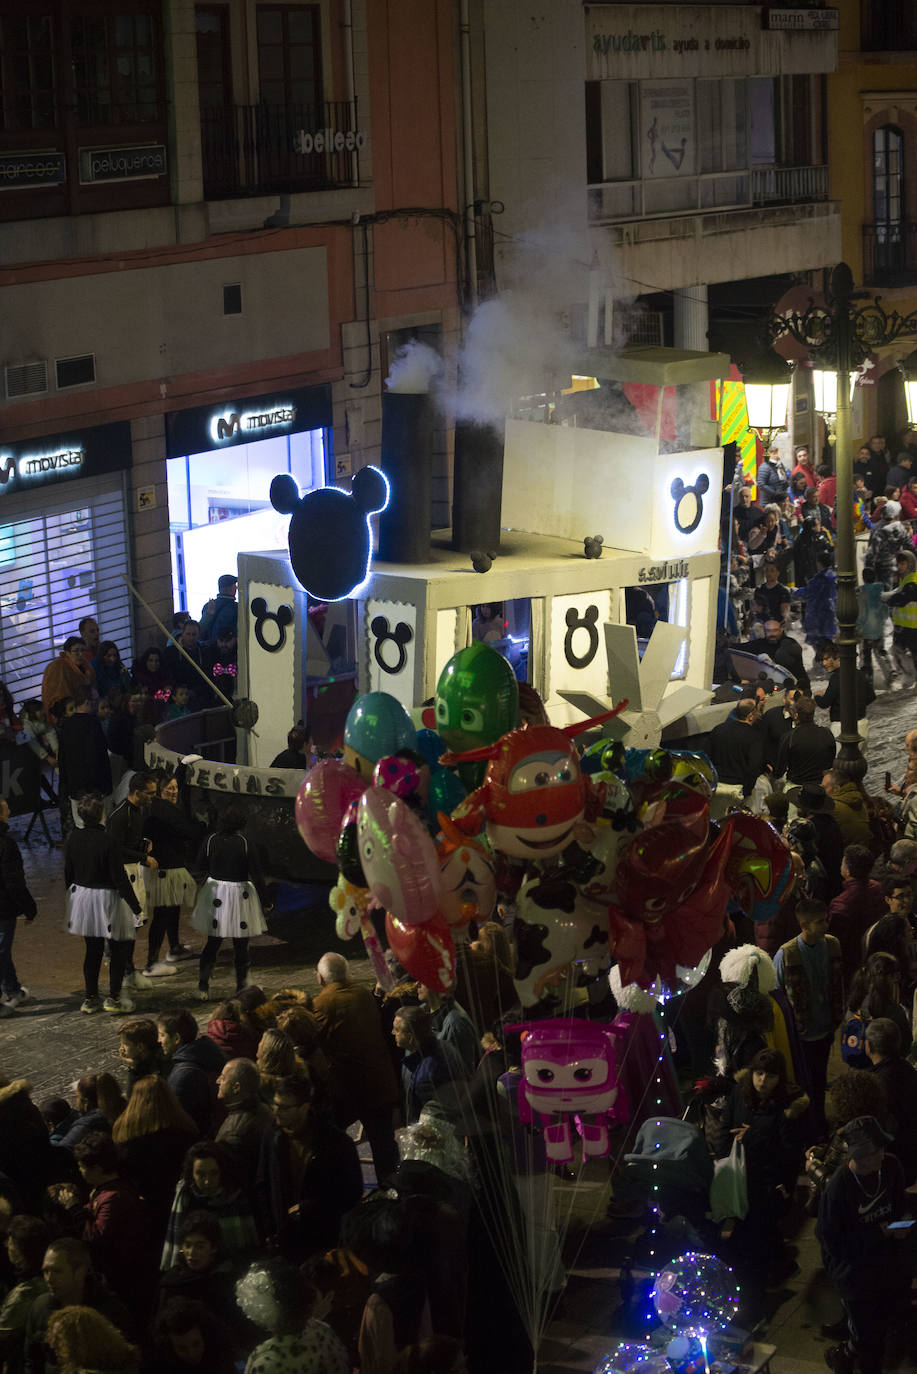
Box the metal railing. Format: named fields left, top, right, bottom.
left=199, top=99, right=360, bottom=199
left=862, top=222, right=917, bottom=286
left=587, top=163, right=828, bottom=224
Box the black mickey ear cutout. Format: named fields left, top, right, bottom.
left=670, top=477, right=685, bottom=500
left=695, top=473, right=710, bottom=496
left=270, top=474, right=301, bottom=515
left=251, top=597, right=267, bottom=618
left=352, top=465, right=389, bottom=515
left=251, top=597, right=295, bottom=653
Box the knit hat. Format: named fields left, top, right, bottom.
left=842, top=1114, right=893, bottom=1160
left=884, top=500, right=902, bottom=520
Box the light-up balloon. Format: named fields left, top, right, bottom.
left=651, top=1252, right=739, bottom=1338
left=593, top=1344, right=672, bottom=1374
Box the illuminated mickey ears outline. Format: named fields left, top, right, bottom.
left=439, top=700, right=629, bottom=767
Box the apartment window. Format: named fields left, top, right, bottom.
left=697, top=78, right=747, bottom=173
left=256, top=5, right=322, bottom=111
left=862, top=1, right=917, bottom=52
left=874, top=125, right=904, bottom=228
left=0, top=14, right=56, bottom=131
left=72, top=9, right=163, bottom=125
left=585, top=80, right=638, bottom=183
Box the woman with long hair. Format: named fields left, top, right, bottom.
left=191, top=805, right=270, bottom=1001
left=64, top=793, right=143, bottom=1017
left=45, top=1306, right=140, bottom=1374
left=54, top=1073, right=126, bottom=1152
left=92, top=643, right=131, bottom=699
left=160, top=1142, right=257, bottom=1272
left=717, top=1047, right=808, bottom=1293
left=112, top=1075, right=199, bottom=1237
left=142, top=771, right=202, bottom=977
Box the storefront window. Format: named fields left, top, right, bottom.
left=167, top=427, right=327, bottom=619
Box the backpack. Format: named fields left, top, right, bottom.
left=840, top=1008, right=869, bottom=1065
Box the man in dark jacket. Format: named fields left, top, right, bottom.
left=756, top=448, right=788, bottom=506
left=199, top=575, right=238, bottom=644
left=0, top=796, right=37, bottom=1014
left=864, top=1018, right=917, bottom=1186
left=157, top=1009, right=225, bottom=1136
left=787, top=782, right=845, bottom=897
left=816, top=1116, right=911, bottom=1374
left=392, top=1005, right=466, bottom=1125
left=56, top=687, right=112, bottom=837
left=775, top=695, right=836, bottom=784
left=24, top=1237, right=132, bottom=1374
left=256, top=1074, right=362, bottom=1259
left=72, top=1131, right=156, bottom=1315
left=215, top=1058, right=273, bottom=1184
left=708, top=699, right=764, bottom=813
left=814, top=642, right=876, bottom=747
left=757, top=619, right=810, bottom=692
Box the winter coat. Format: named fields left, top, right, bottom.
left=829, top=879, right=886, bottom=986
left=715, top=1070, right=809, bottom=1198
left=856, top=581, right=889, bottom=641
left=165, top=1036, right=225, bottom=1136
left=161, top=1180, right=258, bottom=1271
left=199, top=593, right=238, bottom=644
left=206, top=1018, right=260, bottom=1061
left=827, top=782, right=873, bottom=849
left=144, top=799, right=202, bottom=872
left=798, top=567, right=837, bottom=644
left=864, top=518, right=912, bottom=588
left=310, top=981, right=399, bottom=1123
left=215, top=1097, right=274, bottom=1182
left=0, top=1275, right=46, bottom=1374
left=83, top=1178, right=157, bottom=1309
left=55, top=1109, right=112, bottom=1153
left=40, top=653, right=95, bottom=719
left=0, top=1080, right=58, bottom=1214
left=57, top=713, right=112, bottom=798
left=816, top=1151, right=908, bottom=1299
left=117, top=1126, right=199, bottom=1236
left=255, top=1121, right=363, bottom=1257
left=0, top=825, right=36, bottom=921
left=871, top=1055, right=917, bottom=1186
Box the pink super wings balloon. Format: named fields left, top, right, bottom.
left=505, top=1018, right=628, bottom=1164
left=296, top=759, right=367, bottom=863
left=357, top=787, right=443, bottom=926
left=386, top=910, right=456, bottom=994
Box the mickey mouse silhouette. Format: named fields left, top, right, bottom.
left=564, top=604, right=600, bottom=669
left=370, top=615, right=413, bottom=676
left=271, top=466, right=389, bottom=602
left=250, top=597, right=294, bottom=653
left=670, top=472, right=710, bottom=535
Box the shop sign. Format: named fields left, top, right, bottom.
left=0, top=421, right=131, bottom=497
left=146, top=742, right=302, bottom=798
left=79, top=145, right=167, bottom=184
left=0, top=151, right=66, bottom=189
left=165, top=384, right=333, bottom=459
left=209, top=404, right=296, bottom=443
left=586, top=4, right=836, bottom=79
left=293, top=128, right=366, bottom=154
left=763, top=9, right=838, bottom=30
left=637, top=559, right=690, bottom=584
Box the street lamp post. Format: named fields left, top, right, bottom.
left=768, top=262, right=917, bottom=782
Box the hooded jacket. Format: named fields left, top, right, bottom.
left=165, top=1036, right=226, bottom=1136
left=827, top=781, right=873, bottom=848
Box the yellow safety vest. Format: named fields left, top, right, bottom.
left=892, top=570, right=917, bottom=629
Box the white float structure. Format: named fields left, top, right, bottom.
left=235, top=347, right=731, bottom=764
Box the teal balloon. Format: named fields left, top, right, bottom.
left=344, top=692, right=416, bottom=765
left=427, top=768, right=466, bottom=824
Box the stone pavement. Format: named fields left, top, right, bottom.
left=0, top=669, right=914, bottom=1373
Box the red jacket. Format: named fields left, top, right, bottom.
left=792, top=461, right=817, bottom=490
left=900, top=487, right=917, bottom=520
left=83, top=1177, right=156, bottom=1305
left=828, top=878, right=886, bottom=986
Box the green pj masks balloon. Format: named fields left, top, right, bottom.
left=434, top=643, right=520, bottom=787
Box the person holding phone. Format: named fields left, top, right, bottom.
left=816, top=1115, right=912, bottom=1374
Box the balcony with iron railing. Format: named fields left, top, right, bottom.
left=199, top=99, right=361, bottom=199
left=862, top=223, right=917, bottom=287
left=587, top=163, right=829, bottom=224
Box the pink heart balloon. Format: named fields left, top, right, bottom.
left=386, top=911, right=456, bottom=994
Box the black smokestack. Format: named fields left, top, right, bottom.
left=451, top=419, right=505, bottom=552
left=378, top=390, right=433, bottom=563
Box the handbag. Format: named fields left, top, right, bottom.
left=708, top=1135, right=749, bottom=1222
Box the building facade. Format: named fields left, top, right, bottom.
left=0, top=0, right=460, bottom=704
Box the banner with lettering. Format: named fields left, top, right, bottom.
left=0, top=742, right=44, bottom=818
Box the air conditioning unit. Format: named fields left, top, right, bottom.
left=4, top=361, right=48, bottom=399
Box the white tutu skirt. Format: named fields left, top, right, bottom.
left=144, top=865, right=197, bottom=912
left=66, top=885, right=136, bottom=941
left=191, top=879, right=268, bottom=940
